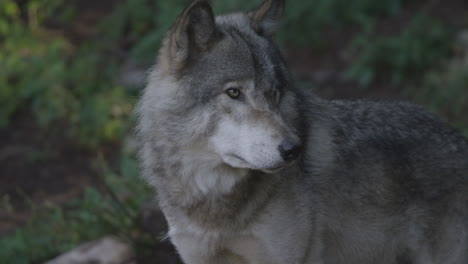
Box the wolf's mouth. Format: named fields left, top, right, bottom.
left=226, top=153, right=290, bottom=173
left=261, top=158, right=298, bottom=173
left=260, top=164, right=287, bottom=174
left=230, top=154, right=247, bottom=163
left=224, top=153, right=252, bottom=169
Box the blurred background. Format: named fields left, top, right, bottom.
left=0, top=0, right=467, bottom=263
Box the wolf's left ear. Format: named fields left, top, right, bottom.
left=248, top=0, right=285, bottom=36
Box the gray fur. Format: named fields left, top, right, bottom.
left=136, top=1, right=468, bottom=263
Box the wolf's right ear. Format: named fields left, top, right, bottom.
left=169, top=1, right=218, bottom=67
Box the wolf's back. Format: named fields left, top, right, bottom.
left=303, top=99, right=468, bottom=263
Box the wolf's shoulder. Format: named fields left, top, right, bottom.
left=324, top=99, right=467, bottom=145
left=307, top=99, right=468, bottom=200
left=317, top=99, right=468, bottom=168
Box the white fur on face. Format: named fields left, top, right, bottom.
left=179, top=147, right=248, bottom=195
left=209, top=115, right=286, bottom=170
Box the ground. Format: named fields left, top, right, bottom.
left=0, top=113, right=102, bottom=235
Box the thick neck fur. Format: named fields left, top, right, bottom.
left=153, top=141, right=287, bottom=230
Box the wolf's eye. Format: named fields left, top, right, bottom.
left=226, top=88, right=241, bottom=99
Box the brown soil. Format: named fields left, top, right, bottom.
left=0, top=113, right=106, bottom=235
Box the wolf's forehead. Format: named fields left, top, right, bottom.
left=181, top=13, right=288, bottom=92
left=216, top=17, right=287, bottom=90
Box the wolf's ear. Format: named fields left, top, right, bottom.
left=248, top=0, right=285, bottom=36
left=169, top=1, right=218, bottom=66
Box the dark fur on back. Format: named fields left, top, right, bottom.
left=301, top=98, right=468, bottom=263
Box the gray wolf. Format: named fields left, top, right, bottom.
left=136, top=0, right=468, bottom=263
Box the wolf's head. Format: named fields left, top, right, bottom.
left=141, top=0, right=302, bottom=172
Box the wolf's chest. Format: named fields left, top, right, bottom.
left=226, top=234, right=274, bottom=263
left=170, top=226, right=274, bottom=263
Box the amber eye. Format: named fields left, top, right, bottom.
left=226, top=88, right=241, bottom=99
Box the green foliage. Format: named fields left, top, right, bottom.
left=0, top=154, right=152, bottom=264
left=0, top=0, right=466, bottom=262
left=346, top=15, right=452, bottom=87
left=106, top=0, right=257, bottom=63
left=100, top=0, right=188, bottom=63
left=0, top=0, right=131, bottom=148
left=414, top=65, right=468, bottom=136
left=280, top=0, right=404, bottom=44
left=0, top=0, right=66, bottom=126
left=102, top=0, right=408, bottom=61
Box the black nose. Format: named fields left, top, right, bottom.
left=278, top=140, right=302, bottom=162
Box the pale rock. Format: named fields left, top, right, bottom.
left=46, top=236, right=134, bottom=264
